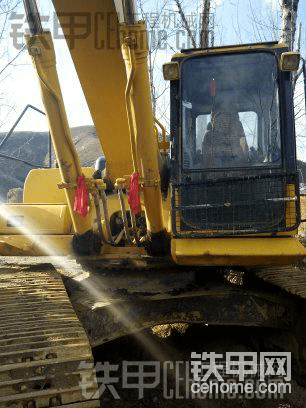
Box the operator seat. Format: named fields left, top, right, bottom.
left=202, top=111, right=249, bottom=168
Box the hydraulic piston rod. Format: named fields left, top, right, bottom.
left=113, top=0, right=137, bottom=24
left=22, top=0, right=43, bottom=35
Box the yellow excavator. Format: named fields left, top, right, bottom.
left=0, top=0, right=306, bottom=406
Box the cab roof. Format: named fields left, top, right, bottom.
left=173, top=41, right=287, bottom=59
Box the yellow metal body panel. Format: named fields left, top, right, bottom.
left=0, top=168, right=96, bottom=247
left=299, top=194, right=306, bottom=237
left=172, top=237, right=306, bottom=266
left=286, top=184, right=296, bottom=228
left=0, top=204, right=72, bottom=234
left=23, top=167, right=94, bottom=204
left=162, top=195, right=171, bottom=233
left=0, top=235, right=73, bottom=256
left=52, top=0, right=133, bottom=181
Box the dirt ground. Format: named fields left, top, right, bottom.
left=1, top=257, right=305, bottom=408
left=93, top=325, right=306, bottom=408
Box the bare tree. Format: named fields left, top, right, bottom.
left=174, top=0, right=213, bottom=48
left=274, top=0, right=306, bottom=158
left=174, top=0, right=196, bottom=48
left=200, top=0, right=211, bottom=48
left=137, top=0, right=176, bottom=119
left=0, top=0, right=24, bottom=129
left=0, top=0, right=22, bottom=67
left=137, top=0, right=215, bottom=127
left=279, top=0, right=299, bottom=50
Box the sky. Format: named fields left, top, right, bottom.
left=1, top=0, right=306, bottom=155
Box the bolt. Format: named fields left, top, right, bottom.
left=46, top=353, right=57, bottom=359
left=24, top=401, right=36, bottom=408
left=20, top=384, right=27, bottom=392
left=22, top=357, right=33, bottom=363
left=34, top=366, right=44, bottom=376
left=49, top=396, right=61, bottom=406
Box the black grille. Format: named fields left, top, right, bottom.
left=172, top=173, right=299, bottom=237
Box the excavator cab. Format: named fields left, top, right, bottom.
left=167, top=43, right=305, bottom=265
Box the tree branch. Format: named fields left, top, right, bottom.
left=174, top=0, right=196, bottom=48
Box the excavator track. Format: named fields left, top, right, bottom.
left=0, top=261, right=100, bottom=408
left=254, top=262, right=306, bottom=299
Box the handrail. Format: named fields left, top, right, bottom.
left=0, top=104, right=45, bottom=151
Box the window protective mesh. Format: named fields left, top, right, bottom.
left=172, top=173, right=299, bottom=237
